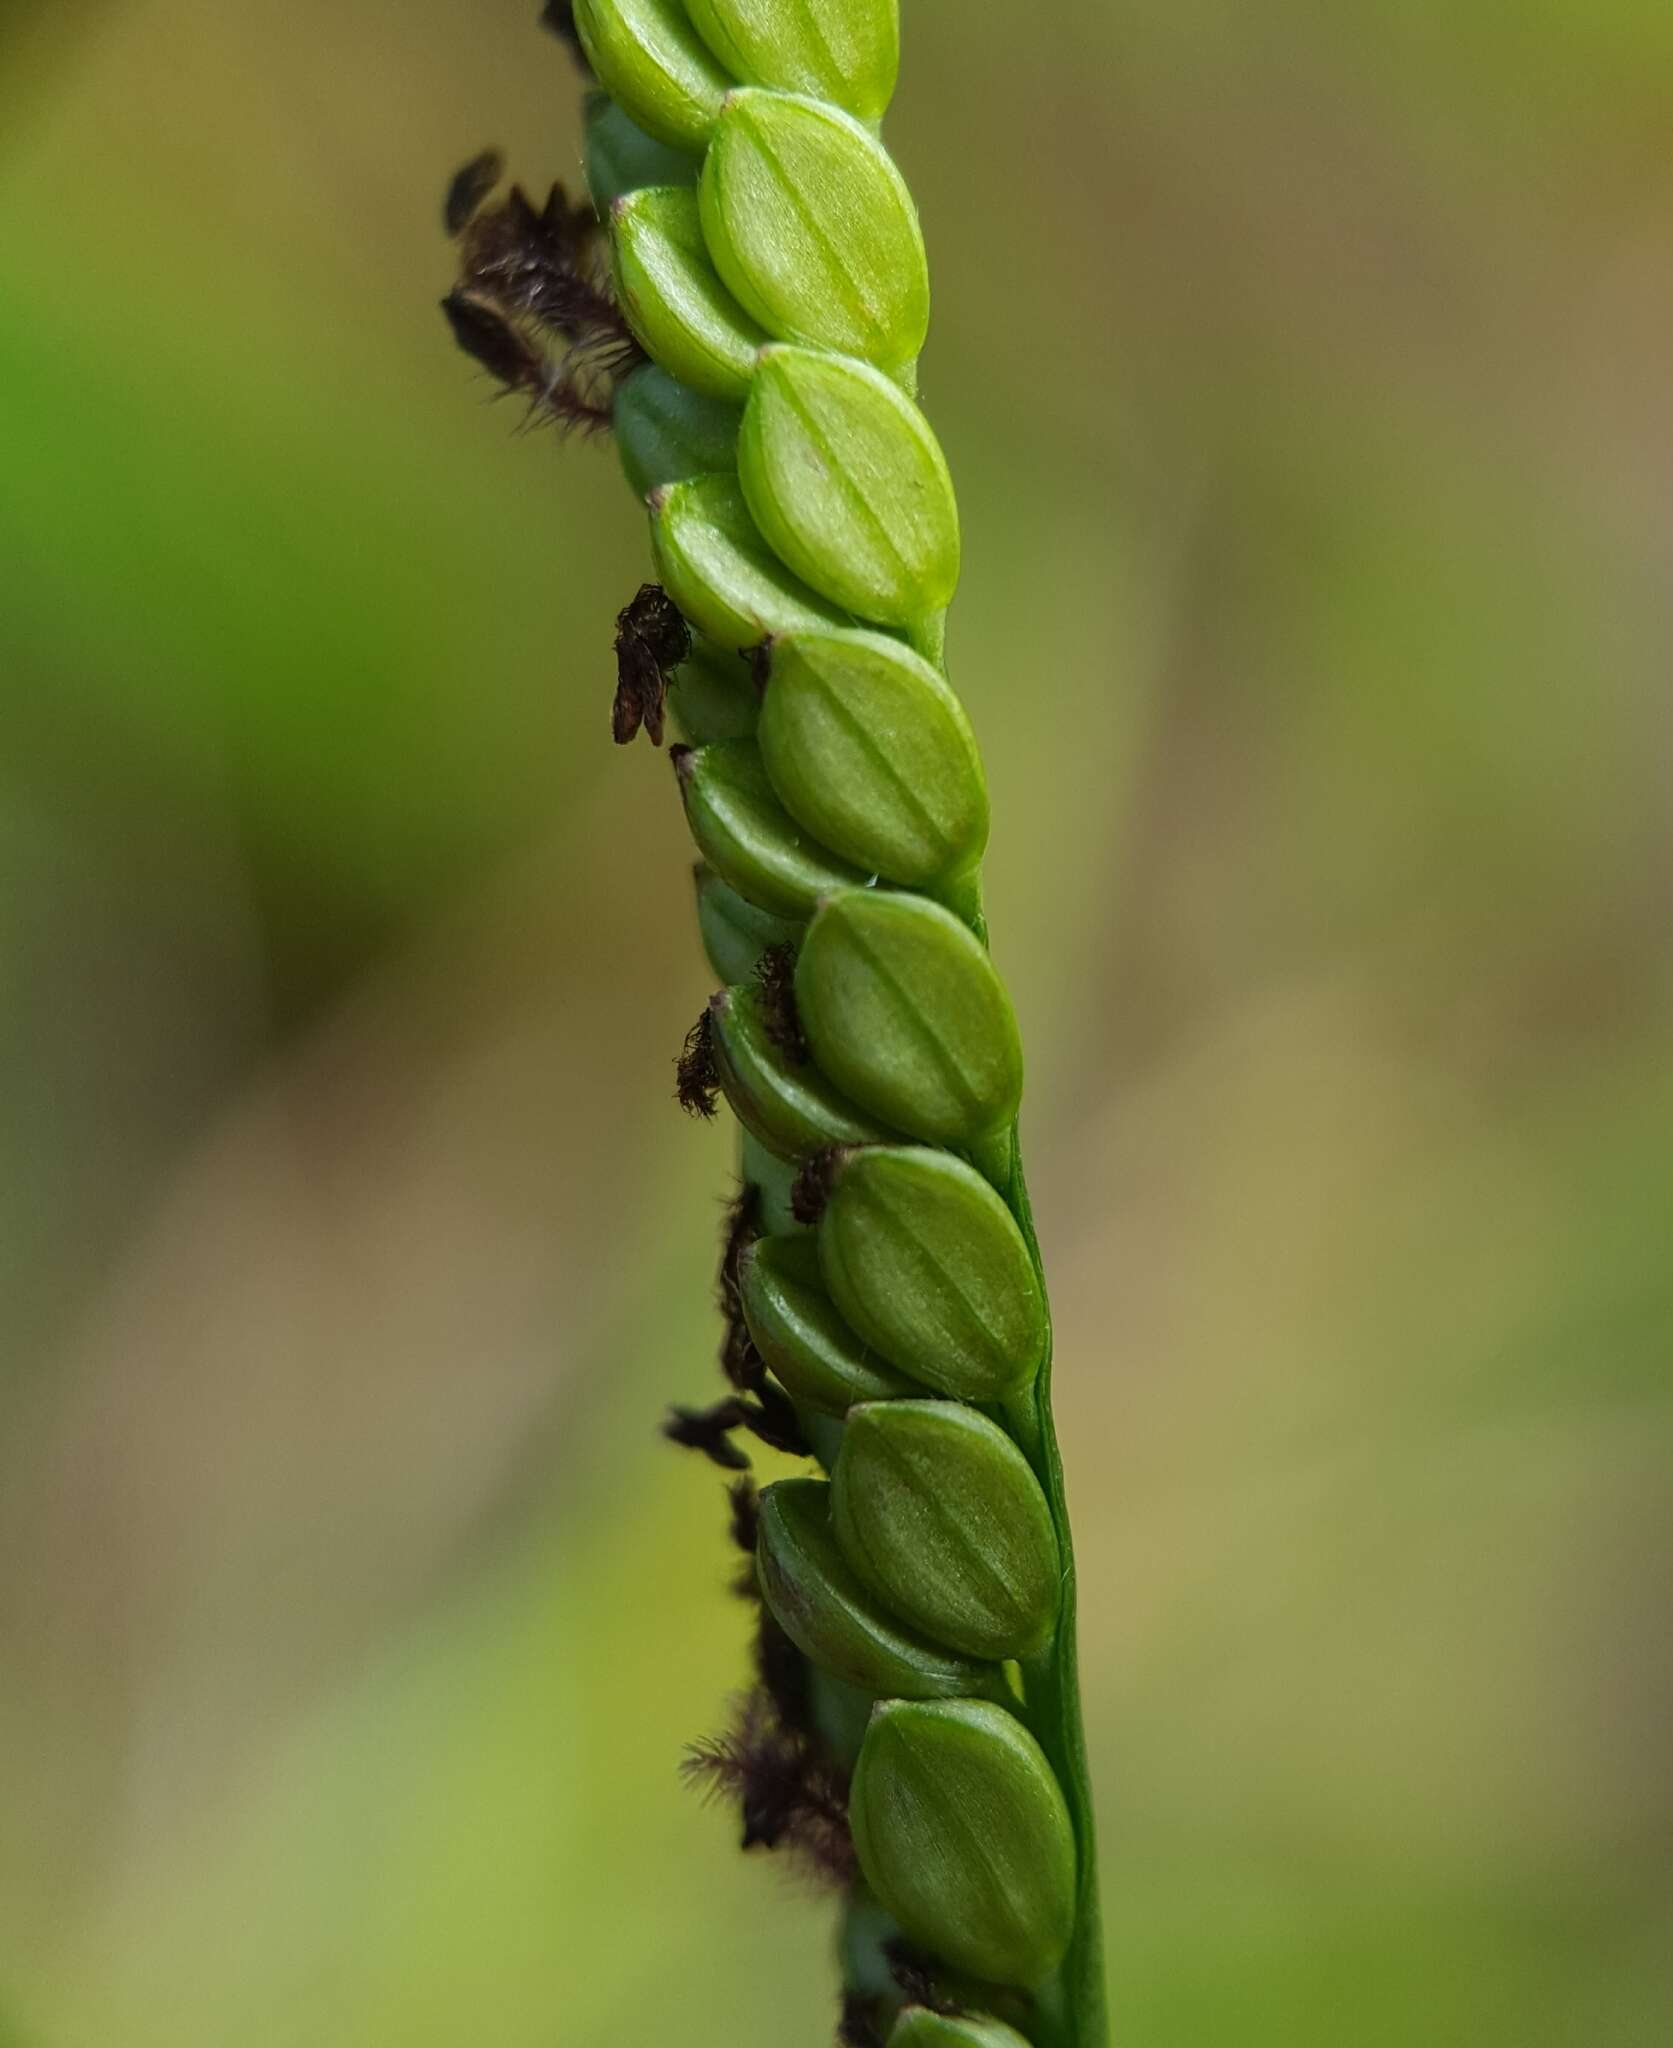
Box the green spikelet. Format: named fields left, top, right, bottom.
left=448, top=8, right=1107, bottom=2042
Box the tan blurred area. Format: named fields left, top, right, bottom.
left=1, top=2, right=1670, bottom=2043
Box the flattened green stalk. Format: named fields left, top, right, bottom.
left=447, top=7, right=1106, bottom=2042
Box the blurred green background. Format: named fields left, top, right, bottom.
left=2, top=2, right=1670, bottom=2042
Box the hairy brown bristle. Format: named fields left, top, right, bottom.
left=684, top=1690, right=855, bottom=1884
left=677, top=1006, right=720, bottom=1119
left=444, top=177, right=640, bottom=432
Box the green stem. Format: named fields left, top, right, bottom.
left=1004, top=1150, right=1107, bottom=2048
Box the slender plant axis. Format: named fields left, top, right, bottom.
left=444, top=6, right=1107, bottom=2044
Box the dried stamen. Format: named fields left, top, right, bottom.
left=684, top=1690, right=856, bottom=1883
left=614, top=582, right=692, bottom=745
left=791, top=1146, right=851, bottom=1226
left=754, top=941, right=808, bottom=1064
left=717, top=1182, right=765, bottom=1393
left=677, top=1006, right=721, bottom=1119
left=443, top=148, right=505, bottom=237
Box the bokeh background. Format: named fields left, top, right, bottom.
left=3, top=2, right=1671, bottom=2042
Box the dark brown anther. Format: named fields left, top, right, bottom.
left=663, top=1388, right=806, bottom=1467
left=613, top=583, right=692, bottom=745
left=885, top=1941, right=959, bottom=2016
left=440, top=289, right=543, bottom=391
left=753, top=1604, right=811, bottom=1732
left=443, top=149, right=505, bottom=236
left=663, top=1400, right=753, bottom=1470
left=728, top=1477, right=763, bottom=1598
left=676, top=1005, right=721, bottom=1118
left=754, top=942, right=808, bottom=1064
left=727, top=1476, right=760, bottom=1558
left=444, top=173, right=641, bottom=433
left=838, top=1995, right=887, bottom=2048
left=457, top=179, right=610, bottom=335
left=440, top=288, right=616, bottom=433
left=718, top=1183, right=766, bottom=1393
left=791, top=1146, right=852, bottom=1227
left=539, top=1, right=592, bottom=74
left=745, top=639, right=774, bottom=694
left=684, top=1689, right=856, bottom=1884
left=745, top=1381, right=810, bottom=1458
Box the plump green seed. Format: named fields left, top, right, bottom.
left=817, top=1146, right=1045, bottom=1401
left=739, top=347, right=959, bottom=627
left=668, top=639, right=759, bottom=745
left=755, top=1479, right=999, bottom=1701
left=889, top=2009, right=1035, bottom=2047
left=675, top=739, right=865, bottom=917
left=583, top=91, right=699, bottom=212
left=757, top=628, right=987, bottom=886
left=795, top=889, right=1023, bottom=1146
left=683, top=0, right=899, bottom=122
left=650, top=473, right=847, bottom=647
left=693, top=864, right=802, bottom=985
left=611, top=186, right=768, bottom=402
left=850, top=1698, right=1077, bottom=1990
left=571, top=0, right=731, bottom=151
left=739, top=1232, right=920, bottom=1414
left=833, top=1400, right=1060, bottom=1660
left=614, top=367, right=740, bottom=498
left=699, top=90, right=929, bottom=375
left=710, top=985, right=898, bottom=1159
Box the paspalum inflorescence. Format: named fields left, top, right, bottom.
left=444, top=6, right=1106, bottom=2044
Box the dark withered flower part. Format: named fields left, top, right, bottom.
left=754, top=941, right=808, bottom=1063
left=838, top=1995, right=887, bottom=2048
left=539, top=0, right=591, bottom=74
left=663, top=1398, right=753, bottom=1470
left=458, top=180, right=629, bottom=349
left=746, top=1380, right=810, bottom=1458
left=440, top=290, right=615, bottom=436
left=745, top=639, right=774, bottom=694
left=633, top=582, right=694, bottom=669
left=443, top=148, right=505, bottom=236
left=441, top=289, right=543, bottom=391
left=717, top=1181, right=766, bottom=1392
left=677, top=1006, right=721, bottom=1117
left=791, top=1145, right=852, bottom=1226
left=684, top=1689, right=855, bottom=1883
left=727, top=1476, right=761, bottom=1557
left=753, top=1601, right=810, bottom=1726
left=613, top=582, right=692, bottom=745
left=721, top=1316, right=765, bottom=1394
left=885, top=1940, right=959, bottom=2016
